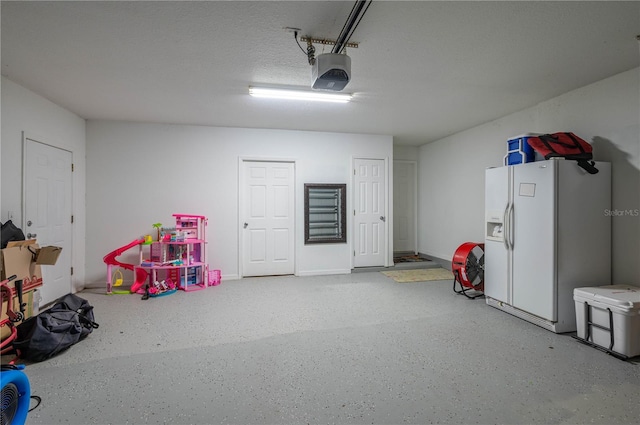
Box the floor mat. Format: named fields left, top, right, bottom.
left=382, top=268, right=453, bottom=283
left=393, top=254, right=432, bottom=263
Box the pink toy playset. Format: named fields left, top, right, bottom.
left=103, top=214, right=219, bottom=297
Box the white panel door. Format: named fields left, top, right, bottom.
left=393, top=160, right=416, bottom=253
left=511, top=161, right=557, bottom=321
left=242, top=161, right=295, bottom=277
left=23, top=136, right=73, bottom=304
left=353, top=158, right=386, bottom=268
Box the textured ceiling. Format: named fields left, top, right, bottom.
left=2, top=1, right=639, bottom=146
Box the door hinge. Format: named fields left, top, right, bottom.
left=353, top=250, right=356, bottom=256
left=71, top=215, right=74, bottom=224
left=71, top=163, right=74, bottom=172
left=71, top=267, right=74, bottom=276
left=353, top=169, right=356, bottom=175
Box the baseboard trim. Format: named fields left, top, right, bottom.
left=296, top=269, right=351, bottom=277
left=420, top=254, right=451, bottom=271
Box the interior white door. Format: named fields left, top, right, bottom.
left=23, top=136, right=73, bottom=305
left=353, top=158, right=386, bottom=268
left=241, top=161, right=295, bottom=277
left=393, top=160, right=416, bottom=253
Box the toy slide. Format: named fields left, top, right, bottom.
left=103, top=239, right=148, bottom=294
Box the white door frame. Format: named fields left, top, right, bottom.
left=22, top=132, right=74, bottom=303
left=238, top=157, right=296, bottom=278
left=393, top=159, right=418, bottom=254
left=351, top=156, right=391, bottom=268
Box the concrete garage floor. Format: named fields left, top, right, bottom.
left=13, top=272, right=640, bottom=425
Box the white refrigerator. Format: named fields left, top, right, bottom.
left=484, top=159, right=611, bottom=333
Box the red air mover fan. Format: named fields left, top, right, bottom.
left=451, top=242, right=485, bottom=299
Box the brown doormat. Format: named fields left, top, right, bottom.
left=393, top=254, right=432, bottom=263
left=382, top=268, right=453, bottom=283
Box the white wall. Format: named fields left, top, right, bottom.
left=1, top=77, right=87, bottom=292
left=85, top=121, right=393, bottom=285
left=418, top=68, right=640, bottom=284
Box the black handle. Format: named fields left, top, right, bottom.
left=14, top=279, right=26, bottom=318
left=577, top=160, right=599, bottom=175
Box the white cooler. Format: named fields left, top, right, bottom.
left=574, top=285, right=640, bottom=358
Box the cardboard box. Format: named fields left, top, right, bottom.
left=1, top=289, right=34, bottom=340
left=35, top=246, right=63, bottom=265
left=1, top=240, right=42, bottom=283
left=0, top=240, right=61, bottom=290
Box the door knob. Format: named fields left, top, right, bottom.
left=380, top=216, right=386, bottom=222
left=27, top=233, right=37, bottom=239
left=27, top=220, right=33, bottom=226
left=243, top=223, right=248, bottom=229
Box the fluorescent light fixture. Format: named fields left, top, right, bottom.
left=249, top=86, right=352, bottom=103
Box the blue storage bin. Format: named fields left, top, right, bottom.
left=504, top=134, right=539, bottom=165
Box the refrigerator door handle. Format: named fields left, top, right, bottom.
left=503, top=203, right=510, bottom=250
left=508, top=203, right=515, bottom=249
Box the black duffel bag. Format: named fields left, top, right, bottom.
left=1, top=219, right=26, bottom=249
left=14, top=294, right=99, bottom=362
